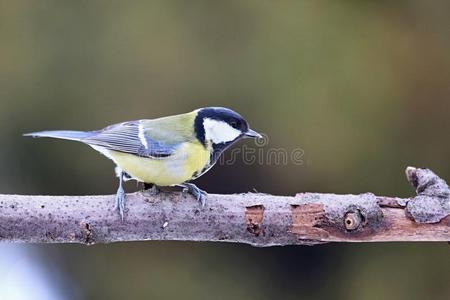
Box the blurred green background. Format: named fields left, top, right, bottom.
left=0, top=0, right=449, bottom=299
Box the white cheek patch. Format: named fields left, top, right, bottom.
left=203, top=118, right=242, bottom=144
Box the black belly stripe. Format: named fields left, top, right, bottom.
left=190, top=140, right=237, bottom=180
left=123, top=172, right=133, bottom=179
left=191, top=163, right=212, bottom=180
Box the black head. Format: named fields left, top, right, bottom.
left=194, top=107, right=261, bottom=145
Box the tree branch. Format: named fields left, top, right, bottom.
left=0, top=167, right=449, bottom=246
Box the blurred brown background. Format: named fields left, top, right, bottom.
left=0, top=1, right=449, bottom=299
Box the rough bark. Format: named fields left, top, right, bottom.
left=0, top=167, right=448, bottom=246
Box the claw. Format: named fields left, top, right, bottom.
left=115, top=187, right=125, bottom=220
left=198, top=192, right=207, bottom=208
left=115, top=171, right=126, bottom=220
left=178, top=183, right=207, bottom=207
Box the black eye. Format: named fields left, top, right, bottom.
left=230, top=121, right=238, bottom=129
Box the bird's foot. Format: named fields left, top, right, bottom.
left=179, top=183, right=207, bottom=207
left=114, top=186, right=126, bottom=220
left=141, top=183, right=160, bottom=196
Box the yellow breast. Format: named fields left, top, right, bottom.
left=109, top=141, right=211, bottom=186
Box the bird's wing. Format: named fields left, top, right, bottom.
left=83, top=121, right=178, bottom=158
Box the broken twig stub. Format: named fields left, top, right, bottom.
left=405, top=167, right=450, bottom=223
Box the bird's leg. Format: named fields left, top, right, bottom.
left=141, top=183, right=160, bottom=196
left=114, top=171, right=126, bottom=220
left=178, top=183, right=207, bottom=207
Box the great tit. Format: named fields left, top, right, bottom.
left=25, top=107, right=262, bottom=219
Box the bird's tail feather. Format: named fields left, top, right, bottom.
left=23, top=130, right=94, bottom=142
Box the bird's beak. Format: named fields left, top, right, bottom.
left=244, top=128, right=262, bottom=139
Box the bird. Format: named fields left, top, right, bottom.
left=24, top=107, right=262, bottom=219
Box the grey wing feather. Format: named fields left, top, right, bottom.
left=83, top=121, right=176, bottom=158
